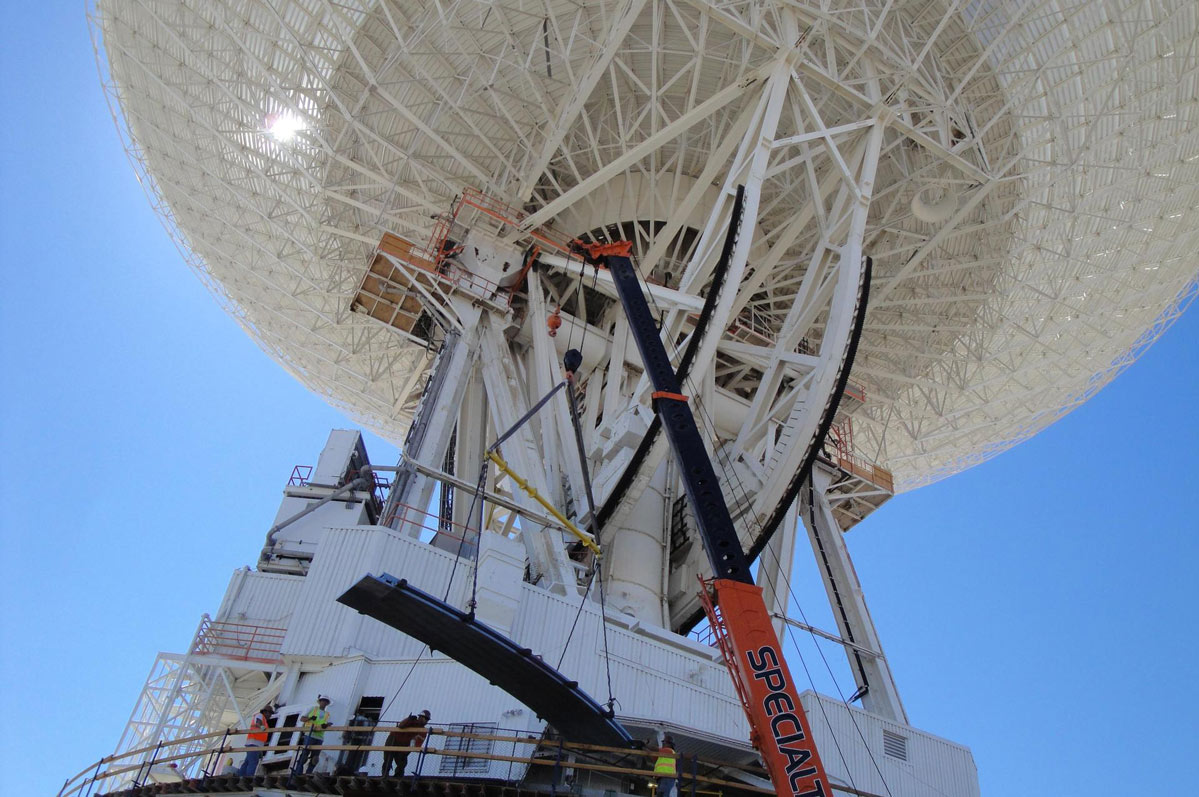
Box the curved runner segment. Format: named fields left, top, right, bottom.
left=337, top=574, right=634, bottom=748
left=595, top=186, right=747, bottom=533
left=749, top=256, right=874, bottom=560
left=591, top=245, right=832, bottom=796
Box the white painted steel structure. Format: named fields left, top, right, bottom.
left=85, top=2, right=1199, bottom=795
left=89, top=433, right=976, bottom=797
left=93, top=0, right=1199, bottom=492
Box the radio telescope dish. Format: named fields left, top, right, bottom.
left=94, top=0, right=1199, bottom=493
left=77, top=7, right=1199, bottom=790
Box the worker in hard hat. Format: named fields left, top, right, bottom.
left=652, top=734, right=678, bottom=797
left=382, top=709, right=431, bottom=777
left=293, top=696, right=333, bottom=774
left=238, top=704, right=273, bottom=776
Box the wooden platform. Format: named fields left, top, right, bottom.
left=350, top=234, right=440, bottom=335
left=102, top=772, right=556, bottom=797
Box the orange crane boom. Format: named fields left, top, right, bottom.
left=702, top=579, right=831, bottom=796
left=572, top=223, right=834, bottom=797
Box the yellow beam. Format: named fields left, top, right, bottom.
left=486, top=450, right=601, bottom=556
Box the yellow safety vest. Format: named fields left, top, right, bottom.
left=303, top=707, right=331, bottom=739
left=653, top=746, right=677, bottom=776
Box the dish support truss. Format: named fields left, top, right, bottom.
left=356, top=42, right=905, bottom=723
left=106, top=615, right=286, bottom=790
left=94, top=0, right=1199, bottom=494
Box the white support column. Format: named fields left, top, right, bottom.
left=749, top=119, right=884, bottom=517
left=388, top=319, right=482, bottom=541
left=604, top=315, right=632, bottom=423
left=605, top=458, right=670, bottom=625
left=801, top=464, right=908, bottom=723
left=527, top=270, right=587, bottom=511
left=526, top=272, right=563, bottom=502
left=447, top=368, right=487, bottom=549
left=477, top=315, right=575, bottom=591
left=662, top=55, right=796, bottom=381
left=758, top=500, right=799, bottom=641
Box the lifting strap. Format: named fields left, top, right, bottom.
left=563, top=371, right=616, bottom=713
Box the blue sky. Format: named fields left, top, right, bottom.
left=2, top=6, right=1196, bottom=796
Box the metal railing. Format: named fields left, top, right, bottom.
left=826, top=417, right=894, bottom=493
left=59, top=724, right=783, bottom=797
left=286, top=464, right=391, bottom=511
left=288, top=465, right=313, bottom=486
left=191, top=617, right=286, bottom=664
left=379, top=498, right=478, bottom=546
left=436, top=187, right=575, bottom=257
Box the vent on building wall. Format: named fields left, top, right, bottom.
left=882, top=729, right=908, bottom=761
left=439, top=722, right=496, bottom=774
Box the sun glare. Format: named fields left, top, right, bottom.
left=267, top=112, right=304, bottom=142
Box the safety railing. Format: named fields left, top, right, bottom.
left=436, top=187, right=575, bottom=257
left=687, top=615, right=719, bottom=648
left=379, top=243, right=507, bottom=305
left=363, top=187, right=585, bottom=325
left=826, top=417, right=894, bottom=494
left=59, top=724, right=786, bottom=797
left=379, top=499, right=478, bottom=546
left=286, top=465, right=390, bottom=510
left=842, top=379, right=866, bottom=404
left=191, top=617, right=286, bottom=664
left=833, top=453, right=895, bottom=494
left=288, top=465, right=313, bottom=486
left=441, top=259, right=506, bottom=300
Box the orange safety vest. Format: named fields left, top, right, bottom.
left=248, top=712, right=270, bottom=743
left=653, top=746, right=677, bottom=776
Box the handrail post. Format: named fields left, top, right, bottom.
left=292, top=728, right=314, bottom=777
left=350, top=719, right=367, bottom=777
left=203, top=728, right=230, bottom=779
left=81, top=755, right=105, bottom=797
left=411, top=724, right=431, bottom=786
left=549, top=738, right=564, bottom=797
left=133, top=740, right=163, bottom=788
left=690, top=754, right=698, bottom=797
left=287, top=730, right=309, bottom=788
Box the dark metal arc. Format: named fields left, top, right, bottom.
left=747, top=256, right=873, bottom=562
left=676, top=256, right=874, bottom=633
left=337, top=574, right=634, bottom=748
left=595, top=185, right=746, bottom=532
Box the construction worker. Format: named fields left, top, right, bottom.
left=652, top=734, right=678, bottom=797
left=381, top=709, right=431, bottom=777
left=293, top=695, right=333, bottom=774
left=238, top=705, right=273, bottom=776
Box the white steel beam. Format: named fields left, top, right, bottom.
left=515, top=0, right=651, bottom=203
left=751, top=119, right=883, bottom=517
left=801, top=465, right=907, bottom=723
left=387, top=322, right=482, bottom=544
left=520, top=64, right=771, bottom=230
left=538, top=252, right=706, bottom=314
left=477, top=316, right=575, bottom=591
left=600, top=59, right=794, bottom=535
